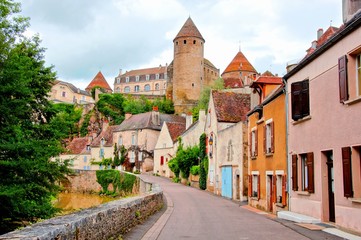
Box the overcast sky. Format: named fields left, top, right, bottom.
left=19, top=0, right=343, bottom=90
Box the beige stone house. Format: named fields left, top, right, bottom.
left=56, top=137, right=92, bottom=170
left=49, top=80, right=94, bottom=104
left=205, top=90, right=250, bottom=201
left=113, top=108, right=185, bottom=172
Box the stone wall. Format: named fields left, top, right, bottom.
left=0, top=176, right=163, bottom=240
left=62, top=170, right=102, bottom=193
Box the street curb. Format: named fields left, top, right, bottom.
left=141, top=192, right=174, bottom=240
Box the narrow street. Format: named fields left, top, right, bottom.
left=125, top=175, right=343, bottom=240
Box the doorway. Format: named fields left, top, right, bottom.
left=267, top=174, right=273, bottom=212
left=326, top=151, right=335, bottom=222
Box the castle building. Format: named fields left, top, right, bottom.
left=86, top=71, right=113, bottom=94
left=113, top=17, right=219, bottom=114
left=113, top=65, right=168, bottom=97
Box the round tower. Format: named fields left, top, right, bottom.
left=172, top=17, right=205, bottom=114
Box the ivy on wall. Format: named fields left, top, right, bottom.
left=96, top=170, right=137, bottom=196
left=199, top=133, right=207, bottom=190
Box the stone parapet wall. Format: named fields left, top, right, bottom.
left=62, top=170, right=102, bottom=193
left=0, top=176, right=163, bottom=240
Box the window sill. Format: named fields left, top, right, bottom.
left=265, top=153, right=274, bottom=157
left=344, top=96, right=361, bottom=105
left=350, top=198, right=361, bottom=204
left=251, top=197, right=259, bottom=200
left=292, top=115, right=311, bottom=125
left=275, top=203, right=286, bottom=208
left=296, top=191, right=311, bottom=196
left=257, top=118, right=264, bottom=124
left=251, top=156, right=257, bottom=160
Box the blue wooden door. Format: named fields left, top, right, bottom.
left=222, top=166, right=232, bottom=199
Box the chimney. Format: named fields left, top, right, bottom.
left=152, top=106, right=160, bottom=125
left=343, top=0, right=361, bottom=23
left=311, top=40, right=317, bottom=49
left=125, top=113, right=132, bottom=120
left=119, top=69, right=122, bottom=75
left=186, top=112, right=193, bottom=130
left=317, top=28, right=323, bottom=40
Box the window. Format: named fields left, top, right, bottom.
left=292, top=153, right=314, bottom=193
left=130, top=151, right=135, bottom=163
left=131, top=133, right=136, bottom=145
left=124, top=86, right=130, bottom=93
left=357, top=54, right=361, bottom=96
left=264, top=121, right=274, bottom=154
left=144, top=84, right=150, bottom=92
left=227, top=140, right=233, bottom=162
left=101, top=138, right=105, bottom=146
left=274, top=173, right=287, bottom=205
left=136, top=75, right=139, bottom=82
left=160, top=156, right=164, bottom=166
left=83, top=156, right=87, bottom=163
left=249, top=173, right=260, bottom=199
left=146, top=75, right=150, bottom=81
left=164, top=73, right=167, bottom=80
left=134, top=85, right=140, bottom=92
left=118, top=136, right=123, bottom=146
left=126, top=77, right=129, bottom=83
left=291, top=79, right=309, bottom=121
left=62, top=91, right=66, bottom=97
left=155, top=83, right=159, bottom=90
left=193, top=40, right=196, bottom=44
left=99, top=148, right=104, bottom=158
left=250, top=128, right=258, bottom=157
left=86, top=145, right=91, bottom=151
left=184, top=40, right=187, bottom=44
left=138, top=152, right=142, bottom=161
left=156, top=74, right=159, bottom=80
left=116, top=78, right=120, bottom=83
left=115, top=87, right=120, bottom=93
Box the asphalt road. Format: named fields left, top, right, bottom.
left=125, top=174, right=343, bottom=240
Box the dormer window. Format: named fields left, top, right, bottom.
left=156, top=74, right=159, bottom=80
left=116, top=78, right=120, bottom=83
left=126, top=77, right=129, bottom=83
left=136, top=75, right=140, bottom=82
left=101, top=138, right=105, bottom=146
left=146, top=75, right=150, bottom=81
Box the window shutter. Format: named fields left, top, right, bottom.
left=342, top=147, right=353, bottom=198
left=263, top=125, right=266, bottom=154
left=292, top=155, right=298, bottom=191
left=248, top=175, right=252, bottom=197
left=301, top=80, right=310, bottom=118
left=338, top=55, right=349, bottom=103
left=249, top=132, right=252, bottom=157
left=306, top=152, right=315, bottom=193
left=270, top=122, right=275, bottom=153
left=291, top=82, right=303, bottom=121
left=272, top=175, right=277, bottom=204
left=257, top=175, right=261, bottom=200
left=255, top=129, right=258, bottom=156
left=282, top=174, right=287, bottom=206
left=160, top=156, right=164, bottom=166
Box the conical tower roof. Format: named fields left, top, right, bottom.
left=86, top=71, right=112, bottom=92
left=222, top=51, right=257, bottom=75
left=174, top=17, right=205, bottom=42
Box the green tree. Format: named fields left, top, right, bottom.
left=96, top=93, right=125, bottom=124
left=0, top=1, right=70, bottom=233
left=199, top=133, right=207, bottom=190
left=192, top=77, right=225, bottom=121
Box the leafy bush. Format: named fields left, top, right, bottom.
left=190, top=165, right=200, bottom=176
left=199, top=133, right=208, bottom=190
left=96, top=170, right=137, bottom=196
left=168, top=158, right=180, bottom=178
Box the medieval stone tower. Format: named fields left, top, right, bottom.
left=172, top=17, right=205, bottom=114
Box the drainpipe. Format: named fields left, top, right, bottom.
left=283, top=77, right=290, bottom=211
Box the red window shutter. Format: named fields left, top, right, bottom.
left=292, top=155, right=298, bottom=191
left=306, top=152, right=315, bottom=193
left=257, top=175, right=261, bottom=200
left=263, top=125, right=266, bottom=154
left=270, top=122, right=275, bottom=153
left=338, top=55, right=349, bottom=103
left=160, top=156, right=164, bottom=166
left=272, top=175, right=277, bottom=204
left=291, top=82, right=303, bottom=121
left=249, top=131, right=253, bottom=157
left=248, top=175, right=252, bottom=197
left=254, top=129, right=258, bottom=156
left=342, top=147, right=353, bottom=198
left=282, top=174, right=287, bottom=206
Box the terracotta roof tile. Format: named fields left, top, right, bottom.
left=251, top=75, right=282, bottom=87
left=86, top=71, right=112, bottom=92
left=212, top=90, right=250, bottom=122
left=222, top=51, right=257, bottom=75
left=166, top=122, right=186, bottom=142
left=174, top=17, right=204, bottom=42
left=223, top=77, right=243, bottom=88
left=120, top=66, right=167, bottom=77
left=65, top=137, right=90, bottom=154
left=305, top=26, right=339, bottom=58
left=53, top=80, right=90, bottom=96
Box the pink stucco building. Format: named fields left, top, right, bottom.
left=284, top=8, right=361, bottom=233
